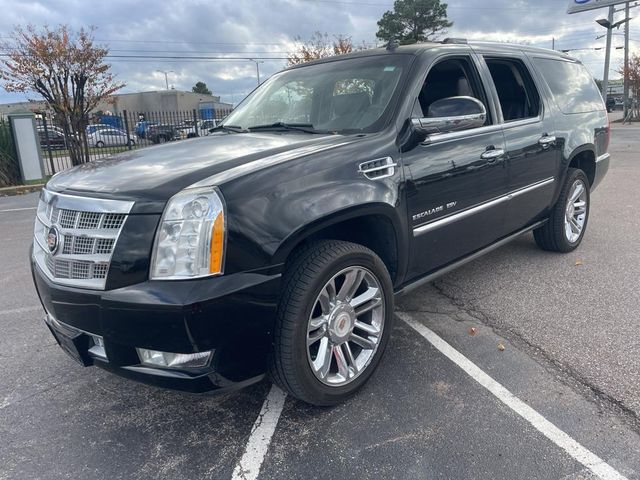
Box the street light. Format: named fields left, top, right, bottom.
left=247, top=59, right=264, bottom=86
left=596, top=7, right=630, bottom=101
left=156, top=70, right=174, bottom=90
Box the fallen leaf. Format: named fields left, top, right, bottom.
left=468, top=327, right=477, bottom=336
left=497, top=343, right=506, bottom=352
left=575, top=259, right=583, bottom=266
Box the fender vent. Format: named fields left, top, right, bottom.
left=358, top=157, right=398, bottom=180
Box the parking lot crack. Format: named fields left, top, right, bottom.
left=418, top=279, right=640, bottom=433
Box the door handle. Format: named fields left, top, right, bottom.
left=539, top=135, right=556, bottom=148
left=480, top=148, right=505, bottom=162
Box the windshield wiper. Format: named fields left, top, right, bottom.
left=210, top=124, right=248, bottom=133
left=248, top=122, right=328, bottom=134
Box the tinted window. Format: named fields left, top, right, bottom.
left=416, top=56, right=491, bottom=125
left=533, top=58, right=604, bottom=114
left=485, top=58, right=540, bottom=122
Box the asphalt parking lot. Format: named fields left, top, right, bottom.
left=1, top=124, right=639, bottom=480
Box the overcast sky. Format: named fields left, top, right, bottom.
left=0, top=0, right=634, bottom=106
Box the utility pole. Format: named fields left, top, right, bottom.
left=601, top=6, right=615, bottom=101
left=624, top=1, right=631, bottom=119
left=552, top=37, right=555, bottom=51
left=156, top=70, right=174, bottom=90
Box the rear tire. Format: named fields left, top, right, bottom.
left=534, top=168, right=590, bottom=253
left=269, top=240, right=394, bottom=406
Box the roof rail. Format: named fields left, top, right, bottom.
left=442, top=38, right=468, bottom=45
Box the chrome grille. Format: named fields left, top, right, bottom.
left=32, top=190, right=134, bottom=290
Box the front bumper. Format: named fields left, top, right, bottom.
left=32, top=259, right=281, bottom=393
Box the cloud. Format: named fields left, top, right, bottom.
left=0, top=0, right=633, bottom=106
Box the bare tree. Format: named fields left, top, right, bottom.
left=619, top=53, right=640, bottom=120
left=0, top=25, right=125, bottom=165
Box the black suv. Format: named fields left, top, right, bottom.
left=32, top=41, right=609, bottom=406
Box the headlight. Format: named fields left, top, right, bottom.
left=150, top=186, right=226, bottom=280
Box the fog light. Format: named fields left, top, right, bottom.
left=88, top=335, right=107, bottom=359
left=136, top=348, right=213, bottom=369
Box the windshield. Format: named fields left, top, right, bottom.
left=222, top=55, right=412, bottom=134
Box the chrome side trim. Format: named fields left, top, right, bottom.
left=42, top=189, right=134, bottom=214
left=596, top=152, right=610, bottom=163
left=413, top=177, right=555, bottom=236
left=398, top=220, right=547, bottom=296
left=423, top=124, right=503, bottom=145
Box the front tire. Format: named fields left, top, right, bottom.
left=270, top=240, right=394, bottom=406
left=534, top=168, right=590, bottom=252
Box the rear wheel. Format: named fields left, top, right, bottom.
left=534, top=168, right=590, bottom=252
left=270, top=240, right=394, bottom=406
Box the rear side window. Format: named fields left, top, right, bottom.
left=533, top=58, right=604, bottom=114
left=485, top=58, right=541, bottom=122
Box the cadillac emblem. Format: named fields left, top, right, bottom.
left=47, top=225, right=60, bottom=254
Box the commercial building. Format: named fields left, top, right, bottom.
left=96, top=90, right=233, bottom=118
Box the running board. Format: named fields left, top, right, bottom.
left=396, top=220, right=547, bottom=297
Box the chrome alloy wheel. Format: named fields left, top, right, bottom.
left=306, top=266, right=385, bottom=386
left=564, top=179, right=588, bottom=243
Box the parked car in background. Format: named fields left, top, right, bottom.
left=86, top=124, right=126, bottom=136
left=87, top=128, right=135, bottom=148
left=606, top=97, right=615, bottom=112
left=36, top=126, right=77, bottom=150
left=177, top=119, right=218, bottom=139
left=146, top=124, right=180, bottom=144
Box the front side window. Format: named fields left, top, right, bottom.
left=485, top=58, right=541, bottom=122
left=222, top=55, right=411, bottom=134
left=415, top=56, right=491, bottom=125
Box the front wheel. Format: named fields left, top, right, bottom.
left=534, top=168, right=590, bottom=252
left=270, top=240, right=394, bottom=406
left=95, top=141, right=104, bottom=148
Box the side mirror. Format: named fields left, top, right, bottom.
left=414, top=96, right=487, bottom=136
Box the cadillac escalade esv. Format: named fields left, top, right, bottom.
left=31, top=40, right=610, bottom=406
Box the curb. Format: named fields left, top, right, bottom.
left=0, top=184, right=44, bottom=197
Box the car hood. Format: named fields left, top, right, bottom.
left=46, top=132, right=356, bottom=213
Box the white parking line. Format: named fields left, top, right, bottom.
left=231, top=385, right=287, bottom=480
left=0, top=207, right=37, bottom=213
left=398, top=312, right=628, bottom=480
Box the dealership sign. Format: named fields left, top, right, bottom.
left=568, top=0, right=630, bottom=14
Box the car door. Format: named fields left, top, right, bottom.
left=480, top=54, right=561, bottom=233
left=403, top=53, right=509, bottom=280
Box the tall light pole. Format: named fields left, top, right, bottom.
left=156, top=69, right=174, bottom=90
left=624, top=2, right=631, bottom=119
left=248, top=59, right=264, bottom=86
left=598, top=6, right=616, bottom=101
left=597, top=8, right=631, bottom=101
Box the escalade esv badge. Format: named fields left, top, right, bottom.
left=46, top=225, right=60, bottom=255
